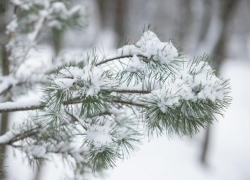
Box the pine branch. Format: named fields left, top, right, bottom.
left=0, top=94, right=148, bottom=113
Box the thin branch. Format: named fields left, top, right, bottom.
left=110, top=89, right=151, bottom=94
left=65, top=110, right=87, bottom=130
left=112, top=100, right=146, bottom=107
left=0, top=80, right=46, bottom=96
left=0, top=111, right=112, bottom=146
left=0, top=97, right=82, bottom=113
left=0, top=95, right=148, bottom=113
left=0, top=126, right=40, bottom=145
left=0, top=104, right=45, bottom=113
left=96, top=54, right=147, bottom=66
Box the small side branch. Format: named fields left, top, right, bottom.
left=111, top=89, right=151, bottom=94
left=0, top=126, right=40, bottom=145
left=0, top=97, right=82, bottom=113
left=0, top=104, right=44, bottom=113
left=96, top=54, right=147, bottom=66
left=65, top=110, right=87, bottom=130
left=0, top=94, right=148, bottom=113
left=112, top=100, right=146, bottom=108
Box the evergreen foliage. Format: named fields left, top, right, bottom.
left=0, top=0, right=231, bottom=178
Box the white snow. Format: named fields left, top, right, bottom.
left=23, top=145, right=47, bottom=158
left=0, top=76, right=18, bottom=95
left=0, top=96, right=40, bottom=110
left=104, top=31, right=179, bottom=65
left=86, top=124, right=113, bottom=148
left=54, top=78, right=77, bottom=89
left=0, top=131, right=15, bottom=144
left=126, top=55, right=144, bottom=72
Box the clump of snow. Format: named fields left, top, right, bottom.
left=54, top=78, right=77, bottom=89
left=0, top=131, right=16, bottom=144
left=177, top=59, right=228, bottom=102
left=142, top=58, right=229, bottom=113
left=116, top=31, right=179, bottom=65
left=51, top=64, right=109, bottom=97
left=86, top=123, right=113, bottom=148
left=126, top=55, right=144, bottom=72
left=23, top=145, right=47, bottom=158
left=156, top=96, right=180, bottom=113
left=80, top=65, right=104, bottom=97
left=0, top=76, right=18, bottom=95
left=49, top=2, right=68, bottom=20
left=6, top=18, right=18, bottom=34
left=58, top=67, right=84, bottom=78
left=136, top=31, right=178, bottom=64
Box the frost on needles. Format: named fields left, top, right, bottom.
left=0, top=30, right=231, bottom=174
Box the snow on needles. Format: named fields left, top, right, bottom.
left=148, top=58, right=229, bottom=113
left=52, top=65, right=110, bottom=97
left=117, top=31, right=179, bottom=64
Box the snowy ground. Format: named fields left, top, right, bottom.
left=3, top=59, right=250, bottom=180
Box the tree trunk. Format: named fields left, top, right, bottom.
left=114, top=0, right=128, bottom=46
left=0, top=45, right=10, bottom=179
left=201, top=0, right=240, bottom=165
left=52, top=29, right=64, bottom=57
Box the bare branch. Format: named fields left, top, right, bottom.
left=96, top=54, right=147, bottom=66
left=111, top=89, right=151, bottom=94
left=112, top=100, right=146, bottom=107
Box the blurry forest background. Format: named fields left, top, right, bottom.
left=0, top=0, right=250, bottom=179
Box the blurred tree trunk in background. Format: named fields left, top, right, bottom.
left=0, top=0, right=8, bottom=39
left=97, top=0, right=128, bottom=47
left=211, top=0, right=240, bottom=69
left=0, top=1, right=9, bottom=178
left=52, top=29, right=64, bottom=57
left=0, top=46, right=9, bottom=179
left=179, top=0, right=192, bottom=45
left=97, top=0, right=111, bottom=29
left=197, top=0, right=213, bottom=45
left=114, top=0, right=128, bottom=46
left=33, top=27, right=65, bottom=180
left=201, top=0, right=240, bottom=165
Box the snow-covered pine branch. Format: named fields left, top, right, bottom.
left=0, top=0, right=87, bottom=108
left=5, top=0, right=87, bottom=76
left=0, top=30, right=231, bottom=174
